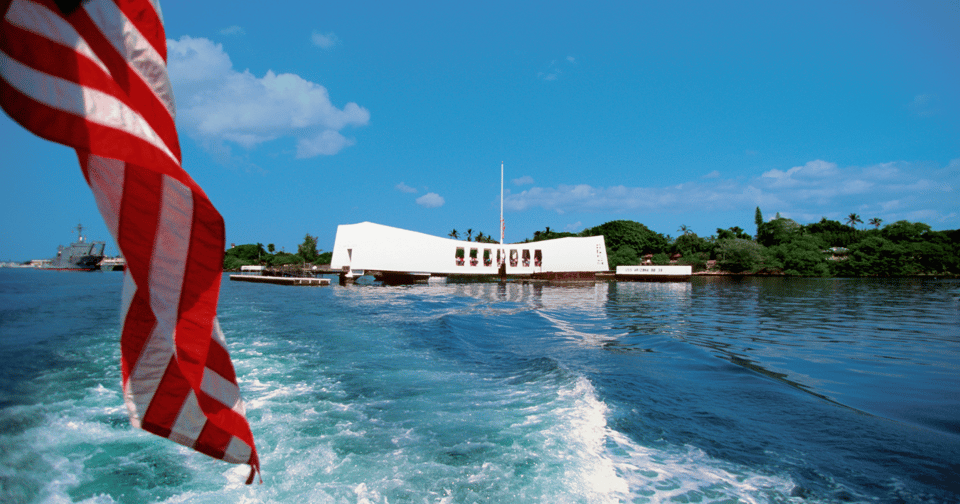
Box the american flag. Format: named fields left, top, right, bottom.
left=0, top=0, right=260, bottom=482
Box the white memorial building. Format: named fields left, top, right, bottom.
left=330, top=221, right=609, bottom=280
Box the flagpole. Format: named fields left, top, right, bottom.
left=500, top=161, right=504, bottom=245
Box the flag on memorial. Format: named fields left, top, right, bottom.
left=0, top=0, right=260, bottom=482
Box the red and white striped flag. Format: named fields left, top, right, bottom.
left=0, top=0, right=260, bottom=482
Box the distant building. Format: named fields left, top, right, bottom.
left=330, top=222, right=609, bottom=278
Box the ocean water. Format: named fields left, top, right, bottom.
left=1, top=269, right=958, bottom=503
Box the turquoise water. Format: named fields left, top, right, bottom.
left=1, top=269, right=958, bottom=503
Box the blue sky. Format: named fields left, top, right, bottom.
left=2, top=0, right=958, bottom=260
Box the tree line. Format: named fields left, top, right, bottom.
left=223, top=234, right=331, bottom=270
left=522, top=209, right=960, bottom=277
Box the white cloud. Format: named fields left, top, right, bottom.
left=219, top=25, right=244, bottom=36
left=167, top=36, right=368, bottom=158
left=311, top=30, right=339, bottom=49
left=502, top=159, right=960, bottom=227
left=761, top=159, right=839, bottom=188
left=512, top=175, right=534, bottom=185
left=296, top=130, right=354, bottom=158
left=396, top=182, right=417, bottom=193
left=566, top=56, right=576, bottom=63
left=416, top=193, right=445, bottom=208
left=703, top=170, right=720, bottom=179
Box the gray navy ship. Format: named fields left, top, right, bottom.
left=40, top=224, right=106, bottom=271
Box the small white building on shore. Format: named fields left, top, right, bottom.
left=330, top=222, right=609, bottom=278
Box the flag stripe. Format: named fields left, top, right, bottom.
left=141, top=356, right=191, bottom=435
left=118, top=289, right=156, bottom=407
left=149, top=175, right=192, bottom=340
left=205, top=337, right=239, bottom=385
left=5, top=0, right=110, bottom=74
left=80, top=153, right=125, bottom=239
left=0, top=53, right=180, bottom=168
left=170, top=390, right=206, bottom=446
left=2, top=23, right=114, bottom=89
left=114, top=0, right=166, bottom=60
left=80, top=0, right=179, bottom=153
left=196, top=421, right=233, bottom=459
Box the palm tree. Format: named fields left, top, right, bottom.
left=448, top=229, right=459, bottom=239
left=466, top=229, right=473, bottom=241
left=678, top=224, right=691, bottom=235
left=869, top=217, right=883, bottom=229
left=846, top=213, right=863, bottom=229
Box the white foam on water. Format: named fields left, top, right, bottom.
left=5, top=282, right=873, bottom=504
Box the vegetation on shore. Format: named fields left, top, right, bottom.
left=528, top=209, right=958, bottom=277
left=225, top=210, right=960, bottom=277
left=223, top=234, right=331, bottom=271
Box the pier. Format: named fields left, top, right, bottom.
left=229, top=264, right=333, bottom=286
left=229, top=274, right=330, bottom=286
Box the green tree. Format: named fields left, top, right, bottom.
left=754, top=207, right=764, bottom=237
left=672, top=231, right=713, bottom=257
left=580, top=220, right=670, bottom=260
left=449, top=229, right=459, bottom=239
left=651, top=252, right=671, bottom=265
left=880, top=220, right=930, bottom=242
left=868, top=217, right=883, bottom=229
left=716, top=238, right=764, bottom=273
left=669, top=232, right=712, bottom=271
left=716, top=226, right=752, bottom=241
left=268, top=252, right=304, bottom=266
left=608, top=246, right=639, bottom=270
left=223, top=243, right=262, bottom=270
left=298, top=234, right=320, bottom=263
left=846, top=213, right=863, bottom=229
left=757, top=216, right=801, bottom=247
left=267, top=243, right=275, bottom=253
left=765, top=235, right=829, bottom=276
left=804, top=218, right=858, bottom=248
left=835, top=235, right=907, bottom=276
left=878, top=221, right=956, bottom=274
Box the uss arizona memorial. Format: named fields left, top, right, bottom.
left=330, top=221, right=610, bottom=280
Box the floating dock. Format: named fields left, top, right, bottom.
left=229, top=274, right=330, bottom=286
